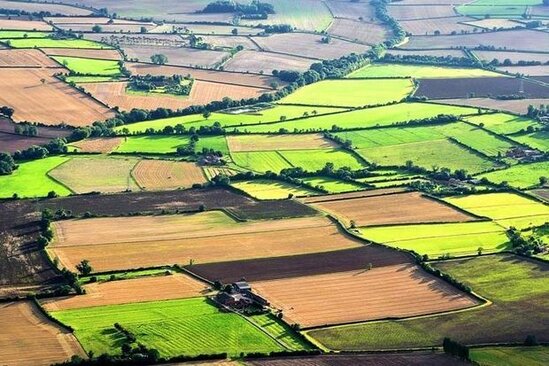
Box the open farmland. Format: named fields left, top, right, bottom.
left=0, top=68, right=114, bottom=125
left=0, top=49, right=60, bottom=67
left=348, top=63, right=499, bottom=78
left=279, top=79, right=413, bottom=107
left=41, top=273, right=208, bottom=311
left=69, top=137, right=123, bottom=153
left=415, top=77, right=549, bottom=99
left=279, top=149, right=366, bottom=171
left=52, top=56, right=121, bottom=76
left=499, top=65, right=549, bottom=76
left=48, top=156, right=140, bottom=194
left=0, top=17, right=52, bottom=31
left=4, top=37, right=109, bottom=49
left=0, top=301, right=85, bottom=366
left=42, top=48, right=122, bottom=60
left=398, top=16, right=476, bottom=36
left=224, top=50, right=314, bottom=74
left=232, top=180, right=318, bottom=200
left=470, top=346, right=549, bottom=366
left=132, top=160, right=207, bottom=190
left=115, top=135, right=228, bottom=154
left=359, top=221, right=509, bottom=257
left=433, top=97, right=549, bottom=115
left=478, top=161, right=549, bottom=189
left=464, top=113, right=542, bottom=135
left=445, top=192, right=549, bottom=229
left=0, top=0, right=91, bottom=15
left=51, top=297, right=284, bottom=358
left=227, top=134, right=336, bottom=152
left=48, top=212, right=363, bottom=272
left=253, top=263, right=479, bottom=328
left=388, top=4, right=458, bottom=20
left=301, top=177, right=364, bottom=193
left=123, top=45, right=228, bottom=68
left=327, top=19, right=389, bottom=45
left=512, top=131, right=549, bottom=152
left=0, top=116, right=72, bottom=152
left=231, top=151, right=293, bottom=173
left=309, top=255, right=549, bottom=350
left=386, top=48, right=467, bottom=58
left=473, top=50, right=549, bottom=65
left=309, top=191, right=476, bottom=227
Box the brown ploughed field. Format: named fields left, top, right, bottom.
left=49, top=213, right=360, bottom=272
left=41, top=274, right=208, bottom=311
left=310, top=191, right=474, bottom=226
left=253, top=264, right=479, bottom=328
left=69, top=137, right=123, bottom=153
left=132, top=160, right=207, bottom=190
left=0, top=301, right=85, bottom=366
left=300, top=187, right=407, bottom=204
left=432, top=98, right=549, bottom=115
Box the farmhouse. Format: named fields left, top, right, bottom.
left=216, top=281, right=269, bottom=310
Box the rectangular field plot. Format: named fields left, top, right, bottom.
left=51, top=297, right=284, bottom=357
left=471, top=346, right=549, bottom=366
left=512, top=131, right=549, bottom=152
left=464, top=113, right=542, bottom=135
left=310, top=191, right=476, bottom=227
left=0, top=301, right=85, bottom=366
left=116, top=135, right=189, bottom=154
left=69, top=137, right=123, bottom=153
left=348, top=63, right=499, bottom=79
left=308, top=255, right=549, bottom=350
left=48, top=157, right=140, bottom=194
left=359, top=221, right=509, bottom=257
left=279, top=79, right=413, bottom=107
left=51, top=56, right=121, bottom=76
left=5, top=37, right=109, bottom=49
left=232, top=180, right=319, bottom=200
left=478, top=161, right=549, bottom=189
left=224, top=50, right=314, bottom=74
left=253, top=264, right=479, bottom=328
left=445, top=192, right=549, bottom=229
left=279, top=149, right=366, bottom=172
left=0, top=49, right=60, bottom=67
left=301, top=177, right=365, bottom=193
left=49, top=212, right=363, bottom=272
left=232, top=151, right=293, bottom=173
left=226, top=134, right=335, bottom=152
left=132, top=160, right=207, bottom=190
left=41, top=273, right=208, bottom=311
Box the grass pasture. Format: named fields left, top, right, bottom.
left=301, top=177, right=365, bottom=193
left=0, top=30, right=50, bottom=39
left=279, top=79, right=413, bottom=107
left=0, top=156, right=71, bottom=198
left=348, top=63, right=499, bottom=79
left=308, top=254, right=549, bottom=350
left=5, top=38, right=110, bottom=49
left=478, top=161, right=549, bottom=189
left=232, top=179, right=319, bottom=200
left=471, top=346, right=549, bottom=366
left=132, top=160, right=207, bottom=190
left=250, top=313, right=314, bottom=351
left=231, top=151, right=292, bottom=173
left=116, top=135, right=229, bottom=155
left=279, top=149, right=366, bottom=172
left=51, top=297, right=284, bottom=357
left=226, top=133, right=335, bottom=152
left=464, top=113, right=542, bottom=135
left=358, top=221, right=509, bottom=257
left=512, top=131, right=549, bottom=152
left=53, top=56, right=121, bottom=76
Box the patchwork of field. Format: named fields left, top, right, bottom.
left=0, top=116, right=72, bottom=153
left=49, top=212, right=363, bottom=272
left=308, top=255, right=549, bottom=350
left=279, top=79, right=413, bottom=107
left=41, top=273, right=207, bottom=311
left=232, top=180, right=319, bottom=200
left=348, top=63, right=499, bottom=79
left=253, top=264, right=479, bottom=328
left=51, top=297, right=285, bottom=357
left=132, top=160, right=207, bottom=190
left=0, top=68, right=114, bottom=125
left=0, top=301, right=85, bottom=366
left=359, top=221, right=509, bottom=257
left=310, top=191, right=476, bottom=227
left=445, top=192, right=549, bottom=229
left=478, top=161, right=549, bottom=189
left=327, top=19, right=389, bottom=45
left=226, top=134, right=335, bottom=152
left=224, top=50, right=314, bottom=74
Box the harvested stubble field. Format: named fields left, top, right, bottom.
left=301, top=187, right=407, bottom=204
left=224, top=50, right=314, bottom=74
left=0, top=68, right=114, bottom=126
left=399, top=16, right=475, bottom=35
left=434, top=97, right=549, bottom=115
left=401, top=29, right=548, bottom=52
left=0, top=0, right=91, bottom=15
left=0, top=18, right=52, bottom=31
left=200, top=35, right=259, bottom=50
left=463, top=18, right=525, bottom=30
left=385, top=49, right=466, bottom=58
left=48, top=156, right=140, bottom=194
left=41, top=273, right=208, bottom=311
left=414, top=77, right=549, bottom=99
left=310, top=191, right=476, bottom=227
left=49, top=212, right=360, bottom=272
left=69, top=137, right=123, bottom=153
left=187, top=245, right=411, bottom=284
left=309, top=255, right=549, bottom=350
left=253, top=263, right=479, bottom=328
left=123, top=45, right=228, bottom=68
left=252, top=33, right=369, bottom=60
left=0, top=301, right=85, bottom=366
left=327, top=19, right=389, bottom=45
left=0, top=49, right=60, bottom=67
left=226, top=134, right=336, bottom=152
left=81, top=80, right=270, bottom=111
left=132, top=160, right=207, bottom=190
left=325, top=0, right=376, bottom=19
left=126, top=62, right=280, bottom=89
left=388, top=5, right=457, bottom=20
left=232, top=180, right=318, bottom=200
left=42, top=47, right=122, bottom=60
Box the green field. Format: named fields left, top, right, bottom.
left=250, top=313, right=314, bottom=350
left=115, top=105, right=346, bottom=134
left=279, top=79, right=413, bottom=107
left=5, top=38, right=111, bottom=49
left=231, top=151, right=292, bottom=173
left=280, top=149, right=366, bottom=171
left=0, top=30, right=50, bottom=39
left=357, top=139, right=495, bottom=174
left=115, top=135, right=229, bottom=155
left=231, top=179, right=318, bottom=199
left=456, top=1, right=535, bottom=17
left=237, top=103, right=480, bottom=133
left=348, top=63, right=499, bottom=79
left=308, top=254, right=549, bottom=350
left=52, top=297, right=284, bottom=357
left=79, top=268, right=170, bottom=285
left=512, top=131, right=549, bottom=152
left=0, top=156, right=71, bottom=198
left=471, top=346, right=549, bottom=366
left=464, top=113, right=542, bottom=135
left=358, top=221, right=509, bottom=257
left=301, top=176, right=365, bottom=193
left=478, top=161, right=549, bottom=189
left=53, top=56, right=122, bottom=76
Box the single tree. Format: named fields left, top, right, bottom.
left=76, top=259, right=93, bottom=276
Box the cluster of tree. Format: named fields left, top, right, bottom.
left=128, top=75, right=193, bottom=96
left=14, top=123, right=38, bottom=136
left=371, top=0, right=405, bottom=48
left=494, top=94, right=526, bottom=100
left=55, top=351, right=229, bottom=366
left=0, top=105, right=14, bottom=118
left=507, top=227, right=547, bottom=256
left=488, top=58, right=546, bottom=67
left=421, top=262, right=472, bottom=293
left=442, top=338, right=470, bottom=361
left=50, top=29, right=80, bottom=40
left=263, top=24, right=293, bottom=33
left=12, top=138, right=67, bottom=161
left=0, top=8, right=63, bottom=17
left=382, top=53, right=479, bottom=68
left=202, top=0, right=275, bottom=16
left=188, top=34, right=212, bottom=49
left=0, top=152, right=16, bottom=175
left=150, top=53, right=168, bottom=65
left=527, top=104, right=548, bottom=119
